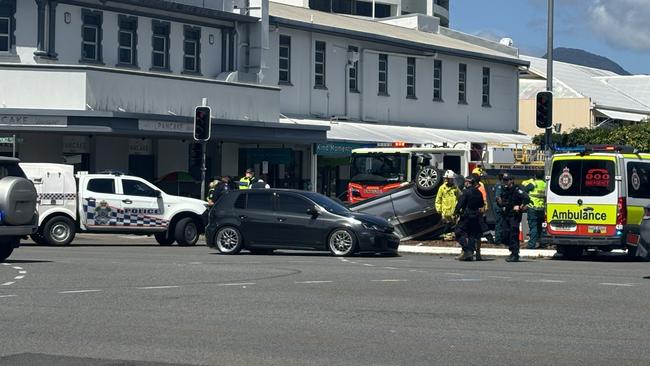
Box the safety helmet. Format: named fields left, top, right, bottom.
left=443, top=170, right=456, bottom=179
left=472, top=167, right=484, bottom=175
left=502, top=173, right=513, bottom=182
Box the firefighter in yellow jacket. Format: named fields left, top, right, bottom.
left=435, top=170, right=460, bottom=240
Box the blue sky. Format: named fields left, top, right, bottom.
left=450, top=0, right=650, bottom=75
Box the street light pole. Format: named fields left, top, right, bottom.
left=545, top=0, right=554, bottom=172
left=200, top=98, right=208, bottom=200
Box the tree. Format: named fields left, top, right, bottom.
left=532, top=119, right=650, bottom=151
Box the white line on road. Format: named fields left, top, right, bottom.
left=488, top=276, right=512, bottom=279
left=0, top=294, right=17, bottom=298
left=384, top=267, right=399, bottom=270
left=363, top=264, right=375, bottom=267
left=13, top=276, right=24, bottom=280
left=371, top=279, right=408, bottom=282
left=533, top=279, right=566, bottom=283
left=599, top=283, right=638, bottom=287
left=445, top=273, right=465, bottom=276
left=18, top=271, right=26, bottom=274
left=188, top=262, right=202, bottom=265
left=409, top=270, right=427, bottom=273
left=448, top=278, right=482, bottom=282
left=218, top=283, right=256, bottom=286
left=136, top=285, right=180, bottom=290
left=1, top=263, right=10, bottom=266
left=295, top=281, right=334, bottom=284
left=1, top=282, right=15, bottom=286
left=58, top=289, right=103, bottom=294
left=12, top=266, right=22, bottom=270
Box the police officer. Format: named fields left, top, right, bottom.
left=208, top=176, right=230, bottom=206
left=251, top=175, right=271, bottom=189
left=522, top=172, right=547, bottom=249
left=238, top=168, right=255, bottom=190
left=497, top=173, right=530, bottom=262
left=492, top=172, right=505, bottom=245
left=453, top=175, right=485, bottom=261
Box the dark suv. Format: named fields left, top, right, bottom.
left=206, top=189, right=399, bottom=256
left=0, top=158, right=38, bottom=261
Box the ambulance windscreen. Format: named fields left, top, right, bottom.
left=550, top=160, right=615, bottom=197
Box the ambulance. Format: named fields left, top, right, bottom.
left=543, top=145, right=650, bottom=259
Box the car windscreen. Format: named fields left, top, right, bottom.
left=0, top=163, right=26, bottom=179
left=303, top=192, right=351, bottom=216
left=350, top=153, right=407, bottom=184
left=550, top=159, right=616, bottom=197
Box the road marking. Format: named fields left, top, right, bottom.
left=448, top=278, right=482, bottom=282
left=0, top=294, right=17, bottom=298
left=14, top=275, right=24, bottom=280
left=488, top=276, right=512, bottom=279
left=218, top=282, right=255, bottom=286
left=384, top=267, right=399, bottom=270
left=535, top=279, right=566, bottom=283
left=295, top=281, right=334, bottom=284
left=1, top=282, right=15, bottom=286
left=445, top=273, right=465, bottom=276
left=58, top=289, right=103, bottom=294
left=1, top=263, right=10, bottom=266
left=188, top=262, right=202, bottom=265
left=599, top=283, right=638, bottom=287
left=409, top=270, right=427, bottom=273
left=18, top=271, right=26, bottom=274
left=136, top=285, right=180, bottom=290
left=363, top=264, right=375, bottom=267
left=12, top=266, right=22, bottom=270
left=371, top=279, right=408, bottom=282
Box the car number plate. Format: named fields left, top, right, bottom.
left=588, top=225, right=606, bottom=234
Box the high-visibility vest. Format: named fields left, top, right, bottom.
left=523, top=178, right=546, bottom=209
left=238, top=176, right=253, bottom=190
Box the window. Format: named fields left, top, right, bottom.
left=0, top=163, right=25, bottom=179
left=245, top=193, right=273, bottom=211
left=406, top=57, right=416, bottom=98
left=550, top=160, right=616, bottom=197
left=0, top=17, right=9, bottom=52
left=458, top=63, right=467, bottom=103
left=378, top=53, right=388, bottom=95
left=183, top=25, right=201, bottom=73
left=122, top=179, right=158, bottom=197
left=348, top=46, right=359, bottom=92
left=234, top=194, right=247, bottom=209
left=152, top=20, right=170, bottom=70
left=87, top=179, right=115, bottom=194
left=118, top=15, right=137, bottom=66
left=81, top=10, right=102, bottom=62
left=433, top=60, right=442, bottom=101
left=482, top=67, right=491, bottom=106
left=627, top=162, right=650, bottom=199
left=277, top=194, right=312, bottom=214
left=314, top=41, right=326, bottom=88
left=374, top=3, right=391, bottom=17
left=279, top=35, right=291, bottom=84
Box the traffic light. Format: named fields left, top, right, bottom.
left=536, top=91, right=553, bottom=128
left=193, top=106, right=212, bottom=141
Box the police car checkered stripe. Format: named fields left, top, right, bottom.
left=38, top=193, right=76, bottom=200
left=84, top=199, right=168, bottom=227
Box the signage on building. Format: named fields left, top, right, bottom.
left=128, top=139, right=153, bottom=155
left=0, top=115, right=67, bottom=126
left=63, top=136, right=90, bottom=154
left=139, top=120, right=193, bottom=134
left=316, top=142, right=372, bottom=156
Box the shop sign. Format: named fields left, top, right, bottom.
left=0, top=115, right=67, bottom=126
left=63, top=136, right=90, bottom=154
left=316, top=142, right=370, bottom=156
left=128, top=139, right=153, bottom=155
left=139, top=120, right=193, bottom=134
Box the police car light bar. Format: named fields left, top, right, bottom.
left=554, top=145, right=636, bottom=154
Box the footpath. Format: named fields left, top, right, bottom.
left=398, top=245, right=556, bottom=258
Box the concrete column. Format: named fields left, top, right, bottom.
left=34, top=0, right=48, bottom=56
left=47, top=0, right=58, bottom=58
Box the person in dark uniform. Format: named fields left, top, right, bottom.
left=453, top=175, right=485, bottom=261
left=208, top=176, right=230, bottom=206
left=492, top=172, right=505, bottom=245
left=497, top=173, right=530, bottom=262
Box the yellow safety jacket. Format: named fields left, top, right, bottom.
left=523, top=178, right=546, bottom=209
left=238, top=176, right=253, bottom=190
left=435, top=183, right=460, bottom=220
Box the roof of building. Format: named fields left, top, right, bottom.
left=269, top=3, right=528, bottom=67
left=597, top=75, right=650, bottom=109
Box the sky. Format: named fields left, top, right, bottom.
left=450, top=0, right=650, bottom=75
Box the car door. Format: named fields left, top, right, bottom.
left=119, top=178, right=165, bottom=231
left=239, top=191, right=277, bottom=245
left=275, top=192, right=323, bottom=247
left=81, top=177, right=122, bottom=230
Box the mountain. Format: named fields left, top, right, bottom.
left=542, top=47, right=631, bottom=75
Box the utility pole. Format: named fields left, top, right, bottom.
left=200, top=98, right=208, bottom=200
left=545, top=0, right=554, bottom=170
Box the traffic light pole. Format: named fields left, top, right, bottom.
left=545, top=0, right=554, bottom=173
left=200, top=98, right=208, bottom=200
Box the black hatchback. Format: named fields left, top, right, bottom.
left=206, top=189, right=400, bottom=256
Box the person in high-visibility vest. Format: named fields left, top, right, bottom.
left=238, top=168, right=255, bottom=190
left=523, top=172, right=547, bottom=249
left=435, top=170, right=460, bottom=240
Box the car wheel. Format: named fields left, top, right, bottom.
left=175, top=218, right=199, bottom=246
left=0, top=246, right=14, bottom=262
left=328, top=229, right=357, bottom=257
left=155, top=232, right=175, bottom=246
left=415, top=167, right=442, bottom=198
left=42, top=216, right=76, bottom=246
left=30, top=233, right=49, bottom=245
left=214, top=226, right=243, bottom=255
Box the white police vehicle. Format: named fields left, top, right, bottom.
left=20, top=164, right=207, bottom=246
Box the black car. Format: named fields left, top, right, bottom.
left=206, top=189, right=399, bottom=256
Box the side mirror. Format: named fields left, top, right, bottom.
left=155, top=190, right=162, bottom=198
left=307, top=206, right=319, bottom=217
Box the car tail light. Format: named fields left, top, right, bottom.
left=616, top=197, right=627, bottom=230
left=626, top=233, right=640, bottom=245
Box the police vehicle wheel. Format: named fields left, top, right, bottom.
left=175, top=218, right=199, bottom=246
left=0, top=246, right=14, bottom=262
left=154, top=232, right=175, bottom=246
left=328, top=229, right=357, bottom=257
left=43, top=216, right=76, bottom=246
left=30, top=233, right=48, bottom=245
left=214, top=226, right=243, bottom=254
left=415, top=167, right=442, bottom=198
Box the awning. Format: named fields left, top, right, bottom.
left=279, top=117, right=532, bottom=145
left=595, top=108, right=649, bottom=122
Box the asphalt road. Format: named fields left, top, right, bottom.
left=1, top=235, right=649, bottom=366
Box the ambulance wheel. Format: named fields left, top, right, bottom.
left=42, top=216, right=76, bottom=246
left=175, top=218, right=199, bottom=246
left=30, top=233, right=49, bottom=245
left=154, top=232, right=175, bottom=246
